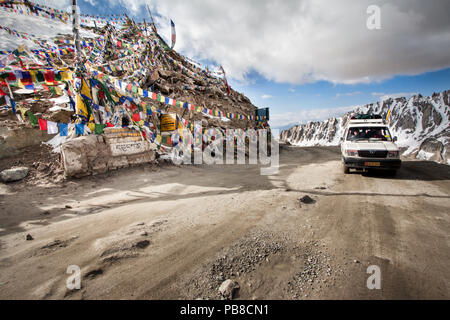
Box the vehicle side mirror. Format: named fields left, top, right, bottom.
left=393, top=136, right=398, bottom=142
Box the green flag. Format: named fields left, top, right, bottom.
left=94, top=123, right=106, bottom=135
left=27, top=111, right=38, bottom=127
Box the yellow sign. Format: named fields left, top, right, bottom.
left=160, top=114, right=177, bottom=132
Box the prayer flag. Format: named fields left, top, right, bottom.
left=47, top=121, right=58, bottom=134
left=58, top=123, right=68, bottom=136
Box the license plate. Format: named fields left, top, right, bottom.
left=365, top=162, right=380, bottom=167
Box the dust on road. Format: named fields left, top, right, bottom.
left=0, top=146, right=449, bottom=299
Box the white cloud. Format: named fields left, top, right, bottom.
left=270, top=105, right=357, bottom=128
left=34, top=1, right=450, bottom=85
left=84, top=0, right=97, bottom=6
left=335, top=91, right=362, bottom=98
left=261, top=94, right=273, bottom=99
left=371, top=91, right=417, bottom=102
left=106, top=0, right=450, bottom=85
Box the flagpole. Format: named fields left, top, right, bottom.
left=147, top=4, right=157, bottom=34
left=72, top=0, right=81, bottom=73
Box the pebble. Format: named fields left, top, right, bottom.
left=299, top=195, right=315, bottom=204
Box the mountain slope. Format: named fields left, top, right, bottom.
left=280, top=90, right=450, bottom=164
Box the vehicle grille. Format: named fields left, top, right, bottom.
left=358, top=150, right=387, bottom=158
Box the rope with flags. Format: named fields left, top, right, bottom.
left=0, top=0, right=269, bottom=148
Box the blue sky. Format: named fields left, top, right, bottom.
left=38, top=0, right=450, bottom=128
left=231, top=68, right=450, bottom=128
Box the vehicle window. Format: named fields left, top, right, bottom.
left=346, top=127, right=392, bottom=141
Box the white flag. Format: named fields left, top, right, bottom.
left=47, top=121, right=58, bottom=134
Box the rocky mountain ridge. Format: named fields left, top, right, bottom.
left=280, top=90, right=450, bottom=164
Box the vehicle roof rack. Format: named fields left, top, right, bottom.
left=350, top=114, right=382, bottom=120
left=348, top=114, right=386, bottom=125
left=348, top=118, right=385, bottom=124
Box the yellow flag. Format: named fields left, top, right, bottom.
left=61, top=71, right=73, bottom=81
left=80, top=78, right=92, bottom=100
left=75, top=93, right=89, bottom=119
left=29, top=70, right=38, bottom=83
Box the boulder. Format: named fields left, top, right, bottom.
left=154, top=82, right=171, bottom=95
left=418, top=138, right=444, bottom=162
left=219, top=279, right=240, bottom=299
left=0, top=167, right=29, bottom=183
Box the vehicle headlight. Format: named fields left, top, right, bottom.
left=345, top=149, right=358, bottom=157
left=387, top=151, right=399, bottom=158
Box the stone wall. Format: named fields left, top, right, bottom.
left=61, top=128, right=156, bottom=178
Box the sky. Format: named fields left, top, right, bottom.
left=34, top=0, right=450, bottom=129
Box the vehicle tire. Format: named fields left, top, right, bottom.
left=343, top=165, right=350, bottom=174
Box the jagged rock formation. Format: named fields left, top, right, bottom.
left=280, top=90, right=450, bottom=164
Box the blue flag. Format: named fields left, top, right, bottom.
left=75, top=123, right=84, bottom=135
left=5, top=95, right=16, bottom=114
left=58, top=123, right=68, bottom=136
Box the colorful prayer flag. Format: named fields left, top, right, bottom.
left=94, top=124, right=106, bottom=135
left=58, top=123, right=68, bottom=136
left=28, top=111, right=38, bottom=127
left=47, top=121, right=58, bottom=134
left=75, top=123, right=84, bottom=135
left=38, top=118, right=47, bottom=131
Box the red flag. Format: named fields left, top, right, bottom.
left=0, top=88, right=6, bottom=97
left=38, top=118, right=47, bottom=131
left=132, top=113, right=140, bottom=122
left=44, top=71, right=55, bottom=83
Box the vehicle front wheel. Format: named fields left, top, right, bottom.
left=343, top=165, right=350, bottom=174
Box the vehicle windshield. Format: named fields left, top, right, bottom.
left=346, top=127, right=392, bottom=141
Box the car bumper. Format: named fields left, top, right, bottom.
left=343, top=157, right=402, bottom=170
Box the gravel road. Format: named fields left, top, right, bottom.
left=0, top=145, right=449, bottom=299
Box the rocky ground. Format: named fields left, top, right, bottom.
left=0, top=145, right=449, bottom=300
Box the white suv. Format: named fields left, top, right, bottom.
left=340, top=116, right=401, bottom=175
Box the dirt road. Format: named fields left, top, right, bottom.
left=0, top=145, right=449, bottom=299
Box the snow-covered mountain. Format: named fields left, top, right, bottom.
left=280, top=90, right=450, bottom=164
left=0, top=7, right=98, bottom=51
